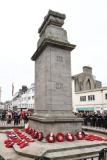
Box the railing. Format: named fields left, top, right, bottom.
left=80, top=157, right=99, bottom=160
left=0, top=120, right=24, bottom=127
left=67, top=149, right=107, bottom=160
left=0, top=155, right=5, bottom=160
left=99, top=148, right=107, bottom=160
left=37, top=157, right=99, bottom=160
left=81, top=148, right=107, bottom=160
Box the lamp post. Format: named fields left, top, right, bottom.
left=101, top=89, right=103, bottom=113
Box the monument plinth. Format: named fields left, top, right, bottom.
left=29, top=10, right=83, bottom=136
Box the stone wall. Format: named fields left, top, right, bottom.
left=73, top=66, right=102, bottom=92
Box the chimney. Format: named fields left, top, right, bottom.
left=83, top=66, right=92, bottom=74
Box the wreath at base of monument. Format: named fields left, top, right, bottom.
left=4, top=126, right=107, bottom=149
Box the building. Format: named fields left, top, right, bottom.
left=4, top=100, right=12, bottom=110
left=0, top=87, right=1, bottom=102
left=72, top=66, right=107, bottom=113
left=12, top=66, right=107, bottom=113
left=12, top=83, right=35, bottom=111
left=0, top=87, right=5, bottom=113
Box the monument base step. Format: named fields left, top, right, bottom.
left=13, top=140, right=107, bottom=160
left=29, top=116, right=83, bottom=136
left=1, top=129, right=107, bottom=160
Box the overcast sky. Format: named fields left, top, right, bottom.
left=0, top=0, right=107, bottom=102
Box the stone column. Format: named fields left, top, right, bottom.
left=29, top=10, right=83, bottom=135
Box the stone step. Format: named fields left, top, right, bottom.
left=83, top=126, right=107, bottom=135
left=13, top=138, right=107, bottom=159
left=44, top=144, right=106, bottom=160
left=2, top=129, right=107, bottom=160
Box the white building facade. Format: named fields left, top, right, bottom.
left=72, top=83, right=107, bottom=112
left=12, top=83, right=35, bottom=111
left=72, top=66, right=107, bottom=113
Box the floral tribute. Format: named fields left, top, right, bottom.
left=75, top=131, right=85, bottom=140
left=4, top=128, right=34, bottom=148
left=46, top=133, right=56, bottom=143
left=24, top=126, right=107, bottom=142
left=56, top=133, right=65, bottom=142
left=4, top=126, right=107, bottom=149
left=65, top=133, right=75, bottom=141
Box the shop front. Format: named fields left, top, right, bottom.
left=76, top=107, right=94, bottom=112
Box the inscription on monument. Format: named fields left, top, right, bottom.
left=56, top=82, right=63, bottom=89
left=57, top=56, right=63, bottom=62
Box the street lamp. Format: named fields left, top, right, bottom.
left=101, top=89, right=103, bottom=113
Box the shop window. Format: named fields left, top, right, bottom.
left=80, top=96, right=86, bottom=101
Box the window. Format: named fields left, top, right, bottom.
left=28, top=97, right=30, bottom=100
left=105, top=94, right=107, bottom=99
left=88, top=95, right=95, bottom=101
left=80, top=96, right=86, bottom=101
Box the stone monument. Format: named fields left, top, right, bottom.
left=10, top=10, right=107, bottom=160
left=29, top=10, right=83, bottom=136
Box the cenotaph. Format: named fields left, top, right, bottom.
left=11, top=10, right=107, bottom=160
left=29, top=10, right=83, bottom=136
